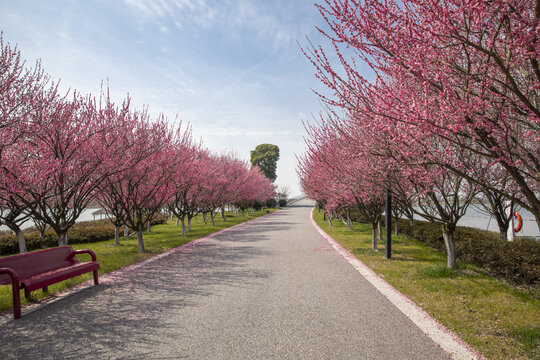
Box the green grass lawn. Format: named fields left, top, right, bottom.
left=0, top=209, right=274, bottom=315
left=313, top=209, right=540, bottom=360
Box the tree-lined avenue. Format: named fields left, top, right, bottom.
left=0, top=199, right=449, bottom=359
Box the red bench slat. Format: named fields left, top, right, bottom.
left=0, top=246, right=78, bottom=285
left=22, top=261, right=99, bottom=292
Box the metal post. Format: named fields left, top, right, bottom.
left=385, top=188, right=392, bottom=259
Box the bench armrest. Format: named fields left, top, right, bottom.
left=0, top=268, right=21, bottom=319
left=74, top=249, right=97, bottom=262
left=0, top=267, right=20, bottom=283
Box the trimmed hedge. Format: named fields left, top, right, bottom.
left=397, top=219, right=540, bottom=286
left=265, top=198, right=277, bottom=208
left=0, top=214, right=168, bottom=256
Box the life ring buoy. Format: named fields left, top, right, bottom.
left=514, top=211, right=523, bottom=233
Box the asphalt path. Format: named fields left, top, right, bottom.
left=0, top=199, right=450, bottom=359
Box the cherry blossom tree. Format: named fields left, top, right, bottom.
left=95, top=103, right=156, bottom=245
left=238, top=166, right=276, bottom=212
left=168, top=148, right=209, bottom=236
left=213, top=154, right=246, bottom=222
left=301, top=104, right=483, bottom=267
left=300, top=120, right=387, bottom=250
left=168, top=151, right=274, bottom=234
left=306, top=0, right=540, bottom=229
left=117, top=118, right=192, bottom=252
left=197, top=155, right=223, bottom=226
left=0, top=88, right=133, bottom=246
left=0, top=35, right=59, bottom=253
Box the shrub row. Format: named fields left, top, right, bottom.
left=0, top=214, right=168, bottom=256
left=397, top=219, right=540, bottom=286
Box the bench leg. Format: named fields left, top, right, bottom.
left=93, top=270, right=99, bottom=285
left=24, top=287, right=31, bottom=300
left=12, top=282, right=21, bottom=319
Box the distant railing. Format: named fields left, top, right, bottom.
left=286, top=196, right=307, bottom=206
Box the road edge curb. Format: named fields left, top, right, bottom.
left=310, top=208, right=485, bottom=360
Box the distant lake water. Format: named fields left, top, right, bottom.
left=457, top=206, right=538, bottom=238
left=411, top=206, right=539, bottom=238
left=0, top=207, right=106, bottom=232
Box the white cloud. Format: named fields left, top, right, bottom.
left=121, top=0, right=304, bottom=49
left=122, top=0, right=154, bottom=16
left=122, top=0, right=216, bottom=30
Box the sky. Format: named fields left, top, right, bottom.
left=0, top=0, right=336, bottom=197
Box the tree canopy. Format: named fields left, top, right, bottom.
left=250, top=144, right=280, bottom=182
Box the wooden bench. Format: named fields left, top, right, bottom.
left=0, top=246, right=100, bottom=319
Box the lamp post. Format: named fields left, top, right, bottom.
left=385, top=187, right=392, bottom=259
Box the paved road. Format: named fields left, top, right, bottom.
left=0, top=199, right=450, bottom=359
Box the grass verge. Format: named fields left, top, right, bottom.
left=0, top=209, right=274, bottom=315
left=313, top=209, right=540, bottom=360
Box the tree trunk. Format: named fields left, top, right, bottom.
left=188, top=216, right=192, bottom=232
left=6, top=222, right=27, bottom=254
left=147, top=221, right=151, bottom=233
left=58, top=232, right=68, bottom=246
left=394, top=218, right=399, bottom=235
left=493, top=212, right=510, bottom=241
left=176, top=217, right=180, bottom=227
left=114, top=225, right=120, bottom=246
left=210, top=212, right=215, bottom=226
left=124, top=225, right=129, bottom=237
left=378, top=219, right=383, bottom=243
left=442, top=225, right=457, bottom=269
left=341, top=213, right=353, bottom=230
left=180, top=217, right=186, bottom=236
left=371, top=222, right=378, bottom=251
left=202, top=213, right=207, bottom=223
left=15, top=228, right=27, bottom=254
left=137, top=231, right=145, bottom=252
left=35, top=220, right=48, bottom=238
left=221, top=207, right=227, bottom=221
left=328, top=215, right=332, bottom=226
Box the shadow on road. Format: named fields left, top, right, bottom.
left=0, top=224, right=276, bottom=359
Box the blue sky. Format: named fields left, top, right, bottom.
left=0, top=0, right=336, bottom=196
